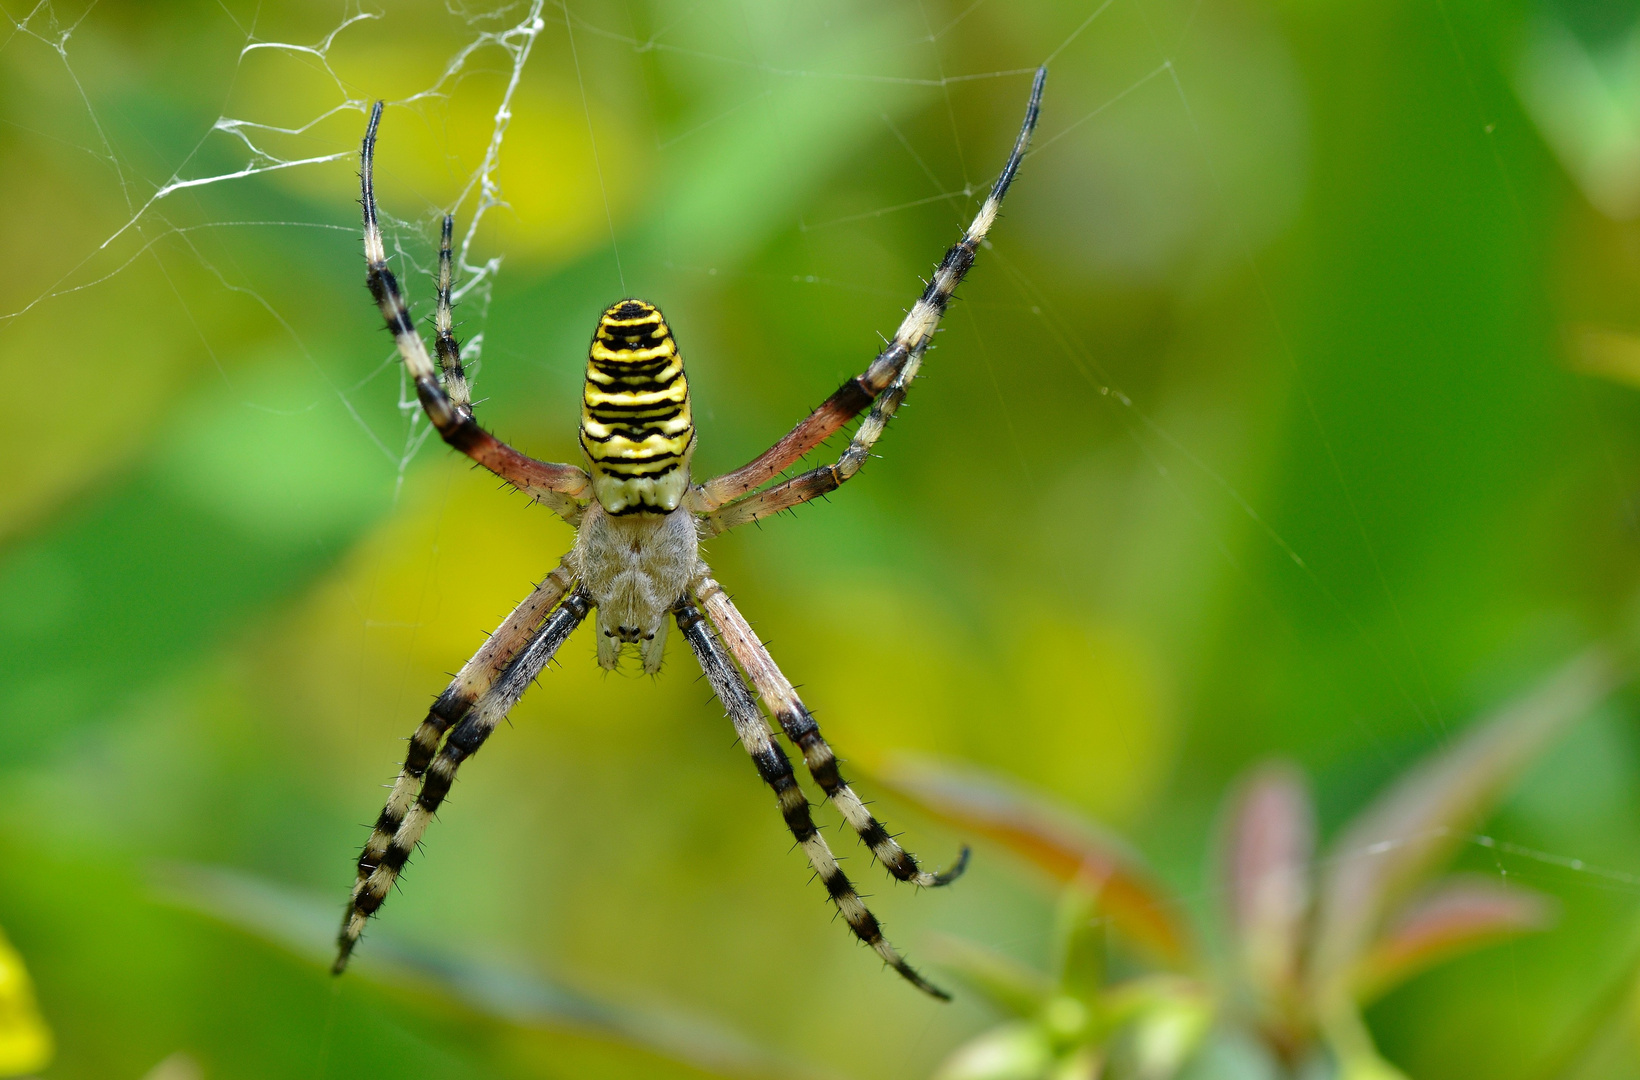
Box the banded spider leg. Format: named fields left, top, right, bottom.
left=336, top=571, right=590, bottom=971
left=693, top=574, right=967, bottom=887
left=691, top=66, right=1045, bottom=534
left=361, top=100, right=590, bottom=524
left=674, top=597, right=952, bottom=999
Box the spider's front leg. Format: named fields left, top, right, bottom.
left=360, top=101, right=589, bottom=524
left=700, top=351, right=924, bottom=535
left=692, top=66, right=1045, bottom=535
left=673, top=597, right=952, bottom=1000
left=336, top=570, right=591, bottom=972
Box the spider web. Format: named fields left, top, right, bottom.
left=2, top=0, right=553, bottom=494
left=0, top=0, right=1631, bottom=1077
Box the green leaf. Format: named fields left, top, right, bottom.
left=926, top=933, right=1055, bottom=1019
left=151, top=863, right=827, bottom=1080
left=1566, top=325, right=1640, bottom=389
left=933, top=1022, right=1057, bottom=1080
left=1514, top=15, right=1640, bottom=220
left=1103, top=976, right=1214, bottom=1080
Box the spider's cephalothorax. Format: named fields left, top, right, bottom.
left=339, top=68, right=1046, bottom=999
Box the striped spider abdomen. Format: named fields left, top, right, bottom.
left=579, top=299, right=695, bottom=515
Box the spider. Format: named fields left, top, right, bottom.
left=336, top=67, right=1045, bottom=999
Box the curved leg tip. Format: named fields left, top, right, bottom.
left=893, top=959, right=952, bottom=1001
left=334, top=920, right=361, bottom=976
left=930, top=845, right=972, bottom=887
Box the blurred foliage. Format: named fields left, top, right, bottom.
left=0, top=923, right=52, bottom=1077
left=6, top=0, right=1640, bottom=1077
left=888, top=649, right=1614, bottom=1079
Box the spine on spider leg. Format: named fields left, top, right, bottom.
left=673, top=599, right=952, bottom=1000
left=335, top=586, right=592, bottom=973
left=579, top=299, right=695, bottom=514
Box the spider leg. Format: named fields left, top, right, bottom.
left=694, top=575, right=967, bottom=887
left=348, top=556, right=574, bottom=883
left=690, top=66, right=1045, bottom=521
left=674, top=595, right=951, bottom=1001
left=701, top=349, right=924, bottom=535
left=361, top=102, right=589, bottom=523
left=335, top=579, right=592, bottom=973
left=433, top=214, right=471, bottom=409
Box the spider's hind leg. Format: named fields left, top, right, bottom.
left=674, top=597, right=950, bottom=1000
left=693, top=575, right=968, bottom=888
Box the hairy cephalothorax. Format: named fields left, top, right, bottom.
left=337, top=68, right=1046, bottom=999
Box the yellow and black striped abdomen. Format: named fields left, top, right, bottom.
left=580, top=299, right=695, bottom=514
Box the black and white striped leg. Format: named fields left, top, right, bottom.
left=703, top=350, right=925, bottom=534
left=361, top=101, right=589, bottom=522
left=336, top=585, right=593, bottom=973
left=347, top=557, right=574, bottom=896
left=692, top=65, right=1045, bottom=517
left=434, top=214, right=471, bottom=409
left=674, top=597, right=951, bottom=1000
left=694, top=576, right=967, bottom=888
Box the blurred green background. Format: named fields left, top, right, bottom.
left=4, top=0, right=1640, bottom=1076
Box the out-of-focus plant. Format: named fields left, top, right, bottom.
left=0, top=923, right=52, bottom=1077
left=881, top=650, right=1619, bottom=1080
left=1514, top=11, right=1640, bottom=221
left=152, top=864, right=829, bottom=1080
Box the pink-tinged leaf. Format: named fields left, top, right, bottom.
left=1353, top=876, right=1554, bottom=1003
left=1221, top=762, right=1315, bottom=1003
left=876, top=754, right=1193, bottom=966
left=1308, top=649, right=1617, bottom=999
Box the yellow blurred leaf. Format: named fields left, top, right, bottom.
left=0, top=927, right=52, bottom=1077
left=1567, top=324, right=1640, bottom=388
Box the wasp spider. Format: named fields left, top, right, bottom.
left=337, top=68, right=1045, bottom=999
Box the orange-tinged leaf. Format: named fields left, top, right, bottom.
left=1353, top=877, right=1553, bottom=1003
left=877, top=755, right=1193, bottom=966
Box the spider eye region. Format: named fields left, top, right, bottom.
left=580, top=299, right=695, bottom=514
